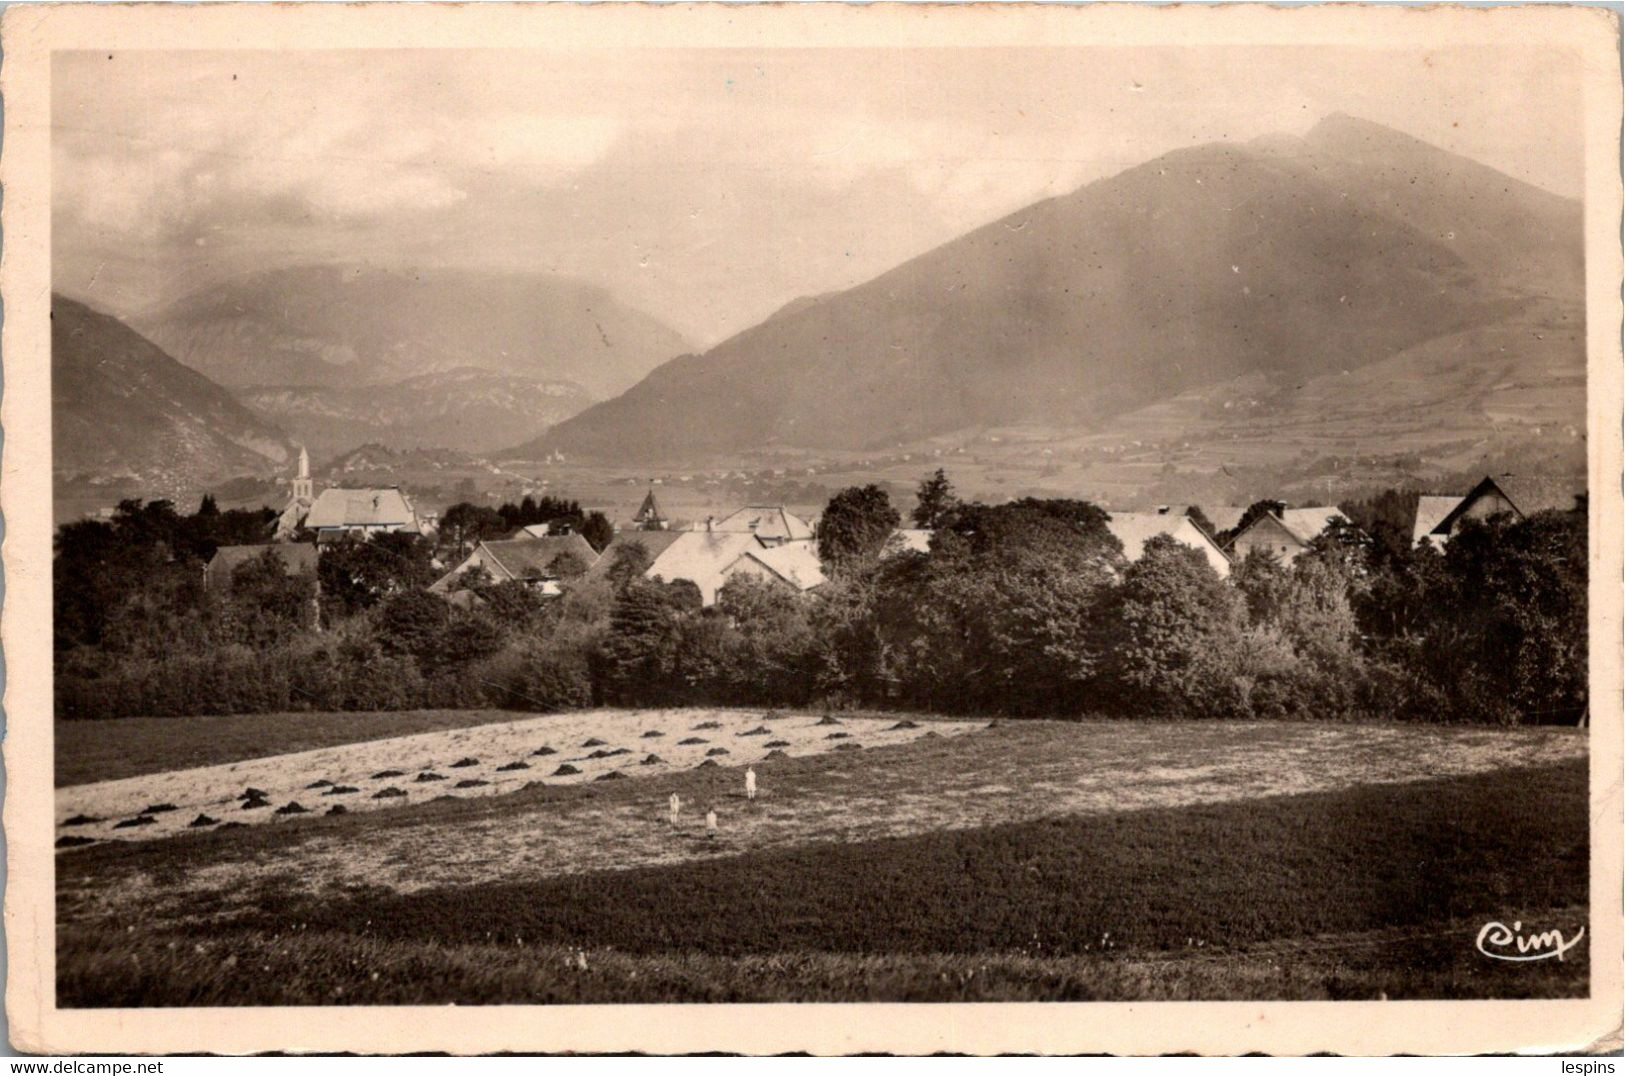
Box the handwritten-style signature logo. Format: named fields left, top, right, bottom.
left=1475, top=920, right=1585, bottom=962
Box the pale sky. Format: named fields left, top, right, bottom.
left=53, top=45, right=1582, bottom=347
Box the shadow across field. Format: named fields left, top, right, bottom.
left=56, top=718, right=1584, bottom=921
left=59, top=759, right=1587, bottom=1004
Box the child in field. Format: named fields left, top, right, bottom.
left=706, top=808, right=718, bottom=839
left=669, top=792, right=681, bottom=825
left=745, top=767, right=757, bottom=801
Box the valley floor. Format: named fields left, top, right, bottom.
left=55, top=709, right=1589, bottom=1005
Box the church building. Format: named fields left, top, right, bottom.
left=275, top=446, right=428, bottom=542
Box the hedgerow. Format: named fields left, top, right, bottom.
left=55, top=491, right=1587, bottom=725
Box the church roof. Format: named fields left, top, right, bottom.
left=304, top=487, right=419, bottom=530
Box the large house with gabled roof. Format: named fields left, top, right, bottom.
left=584, top=506, right=825, bottom=606
left=1105, top=511, right=1232, bottom=578
left=1413, top=474, right=1586, bottom=548
left=1228, top=506, right=1349, bottom=564
left=710, top=505, right=815, bottom=547
left=429, top=533, right=600, bottom=597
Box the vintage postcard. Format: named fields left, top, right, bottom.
left=2, top=0, right=1621, bottom=1057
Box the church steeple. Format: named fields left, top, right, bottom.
left=292, top=445, right=313, bottom=502
left=633, top=488, right=668, bottom=530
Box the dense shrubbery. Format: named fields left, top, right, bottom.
left=55, top=477, right=1588, bottom=725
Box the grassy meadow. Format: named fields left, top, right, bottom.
left=56, top=709, right=1590, bottom=1005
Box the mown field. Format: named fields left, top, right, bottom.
left=55, top=709, right=531, bottom=787
left=56, top=710, right=1590, bottom=1005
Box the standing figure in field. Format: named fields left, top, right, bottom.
left=745, top=767, right=757, bottom=801
left=706, top=808, right=718, bottom=840
left=669, top=792, right=681, bottom=825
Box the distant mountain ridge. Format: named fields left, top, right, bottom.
left=530, top=114, right=1583, bottom=465
left=237, top=367, right=593, bottom=460
left=52, top=294, right=295, bottom=491
left=133, top=264, right=692, bottom=400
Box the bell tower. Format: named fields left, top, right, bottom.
left=292, top=445, right=313, bottom=502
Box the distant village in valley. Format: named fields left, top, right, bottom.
left=193, top=445, right=1585, bottom=613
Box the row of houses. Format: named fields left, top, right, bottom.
left=1118, top=473, right=1581, bottom=573
left=885, top=506, right=1244, bottom=578
left=428, top=499, right=828, bottom=607
left=206, top=460, right=1583, bottom=600
left=885, top=472, right=1583, bottom=580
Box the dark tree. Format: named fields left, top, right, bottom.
left=1305, top=516, right=1373, bottom=568
left=912, top=469, right=960, bottom=529
left=545, top=550, right=588, bottom=580
left=440, top=502, right=507, bottom=551
left=1230, top=547, right=1294, bottom=628
left=817, top=485, right=901, bottom=570
left=218, top=550, right=318, bottom=644
left=937, top=498, right=1118, bottom=568
left=581, top=511, right=615, bottom=553
left=318, top=533, right=434, bottom=618
left=375, top=588, right=453, bottom=670
left=599, top=580, right=682, bottom=703
left=660, top=577, right=705, bottom=614
left=432, top=609, right=506, bottom=676
left=605, top=541, right=654, bottom=589
left=1429, top=510, right=1588, bottom=724
left=1099, top=534, right=1245, bottom=717
left=1339, top=487, right=1421, bottom=556
left=475, top=580, right=551, bottom=626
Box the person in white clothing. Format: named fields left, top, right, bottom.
left=669, top=792, right=681, bottom=825
left=705, top=808, right=718, bottom=839
left=745, top=767, right=757, bottom=801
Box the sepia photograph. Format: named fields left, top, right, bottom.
left=3, top=0, right=1621, bottom=1057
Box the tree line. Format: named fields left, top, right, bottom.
left=439, top=496, right=614, bottom=554
left=54, top=473, right=1587, bottom=726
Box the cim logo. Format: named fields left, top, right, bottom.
left=1475, top=920, right=1585, bottom=962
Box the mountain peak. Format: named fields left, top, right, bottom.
left=538, top=116, right=1582, bottom=466
left=1306, top=112, right=1429, bottom=150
